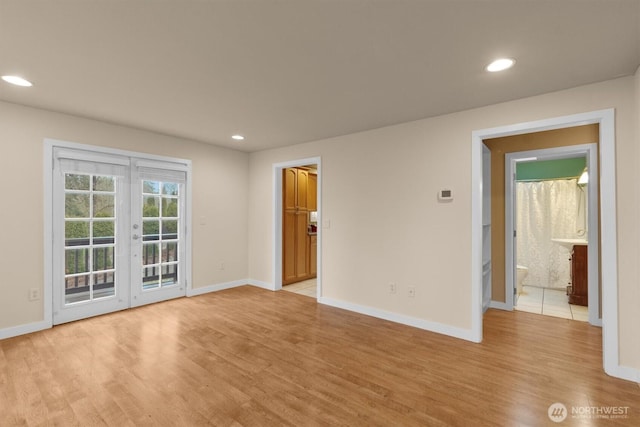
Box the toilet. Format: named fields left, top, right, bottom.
left=516, top=265, right=529, bottom=295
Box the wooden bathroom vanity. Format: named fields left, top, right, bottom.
left=567, top=244, right=588, bottom=306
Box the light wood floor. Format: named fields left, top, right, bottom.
left=1, top=286, right=638, bottom=426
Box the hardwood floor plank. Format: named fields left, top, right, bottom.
left=1, top=285, right=638, bottom=426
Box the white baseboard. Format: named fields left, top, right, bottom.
left=318, top=296, right=476, bottom=342
left=186, top=278, right=276, bottom=297
left=606, top=364, right=640, bottom=384
left=187, top=279, right=248, bottom=296
left=489, top=300, right=511, bottom=310
left=247, top=279, right=275, bottom=291
left=0, top=319, right=51, bottom=340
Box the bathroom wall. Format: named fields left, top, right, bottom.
left=516, top=157, right=586, bottom=181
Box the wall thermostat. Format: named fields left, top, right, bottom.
left=438, top=189, right=453, bottom=201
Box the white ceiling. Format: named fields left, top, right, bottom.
left=1, top=0, right=639, bottom=152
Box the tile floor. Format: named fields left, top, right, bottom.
left=515, top=285, right=589, bottom=322
left=282, top=278, right=317, bottom=298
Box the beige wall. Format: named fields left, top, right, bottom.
left=248, top=76, right=639, bottom=369
left=0, top=101, right=249, bottom=330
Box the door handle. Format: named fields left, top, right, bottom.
left=133, top=234, right=140, bottom=240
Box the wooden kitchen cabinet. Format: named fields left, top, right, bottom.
left=568, top=244, right=588, bottom=306
left=308, top=173, right=317, bottom=211
left=309, top=234, right=317, bottom=277
left=283, top=168, right=316, bottom=285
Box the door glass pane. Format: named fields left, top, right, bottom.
left=143, top=196, right=160, bottom=217
left=162, top=220, right=178, bottom=239
left=65, top=174, right=90, bottom=191
left=66, top=248, right=89, bottom=274
left=65, top=194, right=90, bottom=218
left=142, top=220, right=160, bottom=241
left=93, top=194, right=115, bottom=218
left=143, top=180, right=160, bottom=194
left=161, top=242, right=178, bottom=262
left=65, top=221, right=89, bottom=246
left=93, top=176, right=114, bottom=192
left=162, top=183, right=178, bottom=195
left=93, top=272, right=115, bottom=299
left=162, top=198, right=178, bottom=217
left=65, top=275, right=90, bottom=303
left=93, top=221, right=115, bottom=244
left=161, top=264, right=178, bottom=285
left=142, top=243, right=159, bottom=265
left=63, top=172, right=118, bottom=305
left=140, top=180, right=180, bottom=290
left=143, top=266, right=160, bottom=289
left=93, top=247, right=114, bottom=271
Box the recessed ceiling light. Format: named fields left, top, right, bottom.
left=485, top=58, right=516, bottom=73
left=232, top=135, right=245, bottom=141
left=1, top=75, right=33, bottom=87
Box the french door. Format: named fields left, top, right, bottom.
left=52, top=147, right=189, bottom=325
left=130, top=160, right=187, bottom=307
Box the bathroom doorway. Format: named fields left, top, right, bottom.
left=505, top=146, right=599, bottom=325
left=473, top=109, right=622, bottom=378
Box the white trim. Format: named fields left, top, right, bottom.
left=187, top=279, right=249, bottom=296
left=489, top=300, right=510, bottom=310
left=46, top=138, right=191, bottom=167
left=472, top=109, right=625, bottom=380
left=470, top=131, right=484, bottom=342
left=319, top=297, right=475, bottom=342
left=134, top=159, right=190, bottom=172
left=597, top=111, right=621, bottom=379
left=247, top=279, right=276, bottom=291
left=42, top=142, right=55, bottom=333
left=186, top=279, right=276, bottom=297
left=272, top=157, right=322, bottom=297
left=0, top=320, right=51, bottom=340
left=612, top=365, right=640, bottom=384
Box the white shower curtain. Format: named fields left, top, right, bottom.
left=516, top=179, right=585, bottom=289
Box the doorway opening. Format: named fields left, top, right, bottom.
left=471, top=109, right=621, bottom=378
left=273, top=157, right=321, bottom=299
left=505, top=146, right=599, bottom=325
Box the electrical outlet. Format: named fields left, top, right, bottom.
left=29, top=288, right=40, bottom=301
left=389, top=283, right=397, bottom=294
left=408, top=287, right=416, bottom=298
left=220, top=262, right=225, bottom=270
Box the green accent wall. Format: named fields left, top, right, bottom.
left=516, top=157, right=586, bottom=181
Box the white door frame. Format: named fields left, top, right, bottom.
left=471, top=109, right=626, bottom=380
left=505, top=145, right=600, bottom=327
left=272, top=157, right=321, bottom=297
left=44, top=138, right=193, bottom=325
